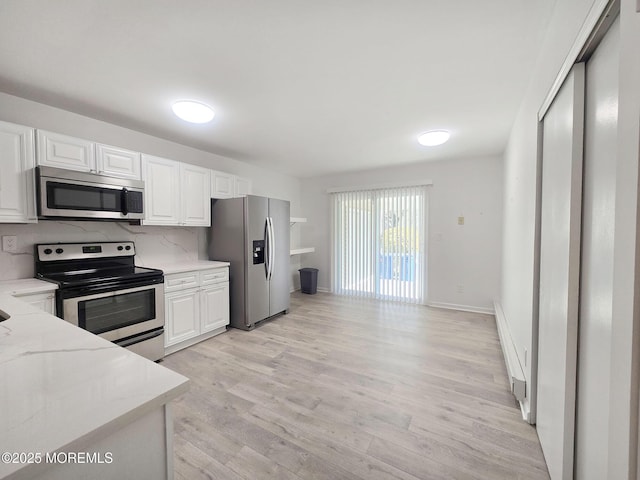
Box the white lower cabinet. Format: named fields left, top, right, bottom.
left=165, top=289, right=199, bottom=345
left=201, top=283, right=230, bottom=332
left=15, top=291, right=56, bottom=315
left=164, top=267, right=229, bottom=354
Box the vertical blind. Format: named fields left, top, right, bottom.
left=331, top=185, right=427, bottom=304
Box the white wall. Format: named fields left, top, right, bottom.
left=0, top=92, right=303, bottom=288
left=299, top=155, right=503, bottom=313
left=500, top=0, right=597, bottom=420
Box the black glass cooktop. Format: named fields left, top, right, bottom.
left=39, top=265, right=163, bottom=288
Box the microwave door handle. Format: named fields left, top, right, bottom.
left=121, top=188, right=129, bottom=215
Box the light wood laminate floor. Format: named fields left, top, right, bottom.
left=162, top=292, right=549, bottom=480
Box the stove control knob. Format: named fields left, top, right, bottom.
left=55, top=248, right=64, bottom=254
left=43, top=248, right=52, bottom=255
left=117, top=246, right=123, bottom=251
left=125, top=245, right=131, bottom=251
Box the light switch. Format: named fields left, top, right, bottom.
left=457, top=216, right=464, bottom=225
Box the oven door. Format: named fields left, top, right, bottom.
left=62, top=283, right=164, bottom=342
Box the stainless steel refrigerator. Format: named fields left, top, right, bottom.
left=209, top=195, right=290, bottom=330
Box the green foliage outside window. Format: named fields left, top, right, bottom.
left=380, top=226, right=420, bottom=254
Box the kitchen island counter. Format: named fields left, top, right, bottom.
left=0, top=294, right=189, bottom=480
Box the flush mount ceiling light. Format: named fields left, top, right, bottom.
left=172, top=100, right=215, bottom=124
left=417, top=130, right=450, bottom=146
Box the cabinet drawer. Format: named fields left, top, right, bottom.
left=164, top=272, right=200, bottom=292
left=200, top=268, right=229, bottom=285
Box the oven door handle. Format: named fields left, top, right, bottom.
left=61, top=282, right=161, bottom=301
left=115, top=328, right=163, bottom=348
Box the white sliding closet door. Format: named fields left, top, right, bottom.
left=536, top=63, right=584, bottom=480
left=575, top=16, right=619, bottom=480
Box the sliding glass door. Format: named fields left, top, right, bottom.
left=331, top=185, right=427, bottom=303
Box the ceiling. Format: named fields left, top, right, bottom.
left=0, top=1, right=555, bottom=178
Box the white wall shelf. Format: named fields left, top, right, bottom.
left=290, top=247, right=315, bottom=256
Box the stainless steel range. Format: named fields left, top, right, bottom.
left=35, top=241, right=165, bottom=361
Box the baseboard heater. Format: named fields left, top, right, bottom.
left=493, top=300, right=527, bottom=402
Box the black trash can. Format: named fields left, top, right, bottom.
left=299, top=268, right=319, bottom=294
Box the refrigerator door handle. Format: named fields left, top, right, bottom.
left=264, top=217, right=271, bottom=280
left=268, top=216, right=276, bottom=281
left=266, top=217, right=273, bottom=281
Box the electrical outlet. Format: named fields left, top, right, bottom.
left=2, top=236, right=17, bottom=253
left=456, top=284, right=464, bottom=293
left=457, top=216, right=465, bottom=225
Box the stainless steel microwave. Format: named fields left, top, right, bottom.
left=36, top=166, right=144, bottom=221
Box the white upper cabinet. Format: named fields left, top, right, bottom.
left=142, top=155, right=211, bottom=227
left=36, top=130, right=141, bottom=180
left=180, top=163, right=211, bottom=226
left=235, top=176, right=252, bottom=197
left=211, top=170, right=235, bottom=199
left=211, top=171, right=252, bottom=199
left=142, top=155, right=181, bottom=225
left=0, top=121, right=37, bottom=223
left=36, top=130, right=95, bottom=172
left=96, top=144, right=141, bottom=180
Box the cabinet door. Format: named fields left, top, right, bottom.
left=19, top=292, right=56, bottom=315
left=142, top=155, right=181, bottom=225
left=96, top=144, right=141, bottom=179
left=201, top=283, right=230, bottom=333
left=211, top=170, right=235, bottom=199
left=36, top=130, right=95, bottom=172
left=165, top=289, right=200, bottom=346
left=235, top=176, right=252, bottom=197
left=0, top=121, right=37, bottom=223
left=181, top=163, right=211, bottom=226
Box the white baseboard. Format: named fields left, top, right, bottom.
left=493, top=300, right=531, bottom=423
left=427, top=301, right=494, bottom=315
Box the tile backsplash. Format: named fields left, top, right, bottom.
left=0, top=221, right=207, bottom=280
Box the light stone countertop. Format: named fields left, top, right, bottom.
left=156, top=260, right=230, bottom=275
left=0, top=278, right=58, bottom=296
left=0, top=294, right=190, bottom=480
